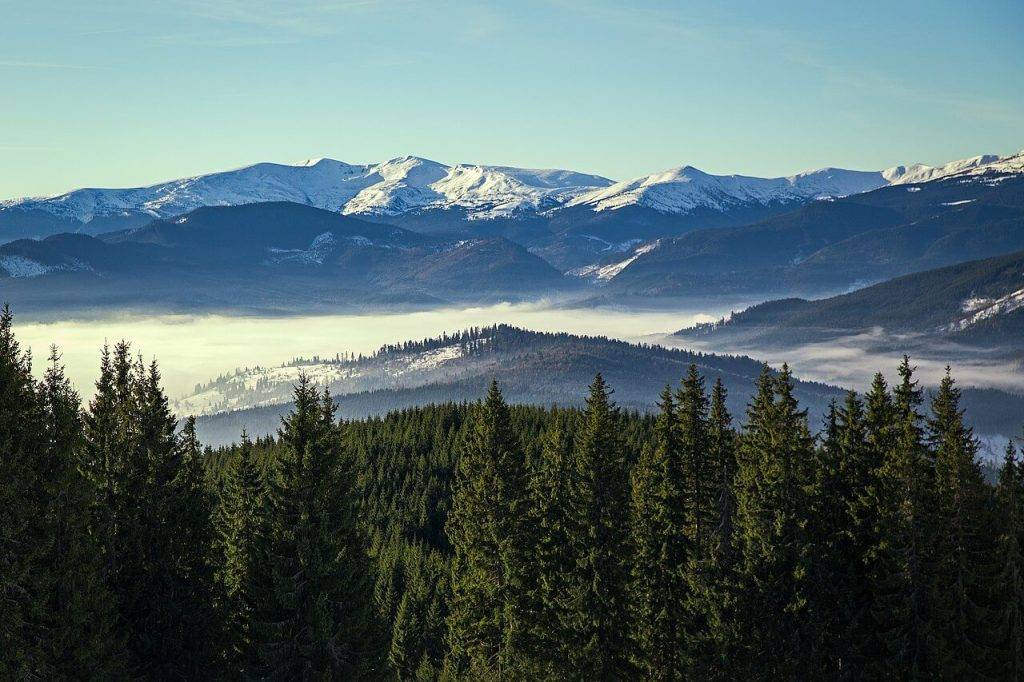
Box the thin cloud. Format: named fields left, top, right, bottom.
left=0, top=60, right=103, bottom=70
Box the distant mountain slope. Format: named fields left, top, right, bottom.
left=677, top=250, right=1024, bottom=352
left=604, top=151, right=1024, bottom=297
left=0, top=202, right=570, bottom=314
left=187, top=324, right=1024, bottom=447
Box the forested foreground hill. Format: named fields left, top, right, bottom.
left=189, top=324, right=1024, bottom=449
left=4, top=304, right=1024, bottom=679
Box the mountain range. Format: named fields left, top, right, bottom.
left=1, top=149, right=1021, bottom=323
left=3, top=151, right=1014, bottom=248
left=596, top=151, right=1024, bottom=297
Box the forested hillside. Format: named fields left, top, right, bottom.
left=4, top=305, right=1024, bottom=678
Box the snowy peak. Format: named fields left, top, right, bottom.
left=567, top=165, right=890, bottom=214
left=884, top=154, right=1003, bottom=184
left=2, top=156, right=613, bottom=225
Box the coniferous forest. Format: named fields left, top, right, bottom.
left=3, top=304, right=1023, bottom=681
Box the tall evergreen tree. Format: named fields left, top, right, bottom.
left=565, top=374, right=633, bottom=679
left=996, top=440, right=1024, bottom=678
left=732, top=365, right=815, bottom=678
left=33, top=348, right=126, bottom=678
left=257, top=378, right=383, bottom=679
left=527, top=410, right=575, bottom=678
left=805, top=393, right=867, bottom=677
left=707, top=378, right=737, bottom=572
left=216, top=429, right=273, bottom=673
left=445, top=380, right=533, bottom=679
left=629, top=386, right=689, bottom=680
left=677, top=365, right=712, bottom=553
left=927, top=369, right=995, bottom=675
left=862, top=357, right=936, bottom=678
left=0, top=305, right=45, bottom=676
left=687, top=378, right=739, bottom=678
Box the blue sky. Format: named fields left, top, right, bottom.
left=2, top=0, right=1022, bottom=198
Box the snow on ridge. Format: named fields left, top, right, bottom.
left=0, top=255, right=91, bottom=278
left=950, top=285, right=1024, bottom=331
left=567, top=165, right=891, bottom=214
left=3, top=155, right=613, bottom=224
left=5, top=150, right=1018, bottom=224
left=171, top=339, right=477, bottom=417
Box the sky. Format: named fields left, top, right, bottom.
left=1, top=0, right=1022, bottom=198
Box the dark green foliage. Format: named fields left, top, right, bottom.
left=927, top=370, right=997, bottom=675
left=562, top=374, right=634, bottom=679
left=0, top=304, right=46, bottom=675
left=34, top=349, right=127, bottom=678
left=629, top=386, right=689, bottom=679
left=731, top=365, right=816, bottom=678
left=3, top=308, right=1023, bottom=680
left=444, top=381, right=533, bottom=678
left=254, top=376, right=384, bottom=679
left=996, top=441, right=1024, bottom=677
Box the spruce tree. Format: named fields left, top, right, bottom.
left=445, top=380, right=532, bottom=679
left=927, top=369, right=995, bottom=675
left=565, top=374, right=633, bottom=679
left=216, top=429, right=273, bottom=673
left=33, top=348, right=126, bottom=678
left=527, top=410, right=575, bottom=678
left=257, top=378, right=383, bottom=678
left=629, top=386, right=689, bottom=680
left=688, top=378, right=738, bottom=678
left=996, top=441, right=1024, bottom=678
left=731, top=365, right=815, bottom=678
left=0, top=305, right=44, bottom=676
left=862, top=358, right=935, bottom=677
left=805, top=393, right=866, bottom=677
left=677, top=364, right=712, bottom=553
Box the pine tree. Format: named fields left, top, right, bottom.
left=996, top=440, right=1024, bottom=678
left=731, top=365, right=815, bottom=678
left=444, top=380, right=532, bottom=679
left=629, top=386, right=689, bottom=680
left=927, top=369, right=995, bottom=675
left=564, top=374, right=633, bottom=679
left=257, top=378, right=383, bottom=678
left=33, top=348, right=126, bottom=678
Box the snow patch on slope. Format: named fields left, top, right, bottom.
left=950, top=286, right=1024, bottom=331
left=0, top=255, right=91, bottom=278
left=568, top=241, right=660, bottom=281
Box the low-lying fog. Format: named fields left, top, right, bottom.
left=16, top=302, right=1022, bottom=406
left=14, top=303, right=732, bottom=400
left=661, top=328, right=1024, bottom=395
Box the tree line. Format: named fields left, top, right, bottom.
left=2, top=305, right=1023, bottom=679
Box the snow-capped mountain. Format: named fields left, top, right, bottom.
left=0, top=156, right=614, bottom=230
left=565, top=165, right=895, bottom=214
left=2, top=150, right=1019, bottom=250
left=883, top=154, right=1003, bottom=185
left=563, top=151, right=1022, bottom=216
